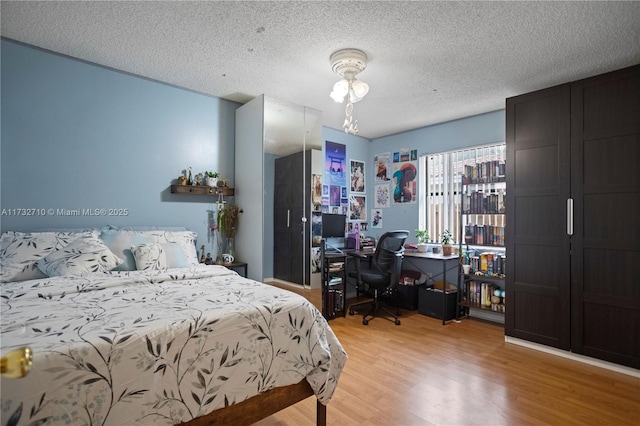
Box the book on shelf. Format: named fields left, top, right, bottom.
left=462, top=189, right=506, bottom=215
left=463, top=280, right=505, bottom=312
left=462, top=224, right=505, bottom=247
left=325, top=289, right=343, bottom=315
left=461, top=161, right=506, bottom=184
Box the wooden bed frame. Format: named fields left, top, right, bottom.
left=180, top=379, right=326, bottom=426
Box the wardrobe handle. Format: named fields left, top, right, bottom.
left=287, top=209, right=290, bottom=228
left=567, top=198, right=573, bottom=236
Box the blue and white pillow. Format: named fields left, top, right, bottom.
left=100, top=229, right=198, bottom=271
left=130, top=243, right=168, bottom=271
left=36, top=235, right=123, bottom=277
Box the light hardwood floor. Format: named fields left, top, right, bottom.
left=256, top=284, right=640, bottom=426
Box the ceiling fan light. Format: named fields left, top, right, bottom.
left=329, top=48, right=368, bottom=134
left=330, top=79, right=348, bottom=103
left=351, top=80, right=369, bottom=99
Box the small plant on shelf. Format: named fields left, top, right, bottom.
left=440, top=229, right=454, bottom=256
left=204, top=171, right=220, bottom=187
left=415, top=229, right=429, bottom=253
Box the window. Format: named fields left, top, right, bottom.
left=419, top=143, right=506, bottom=243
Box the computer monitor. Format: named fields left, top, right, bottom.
left=321, top=213, right=346, bottom=238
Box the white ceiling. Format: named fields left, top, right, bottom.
left=2, top=1, right=639, bottom=139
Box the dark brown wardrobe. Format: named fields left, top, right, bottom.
left=505, top=64, right=639, bottom=369
left=274, top=150, right=309, bottom=285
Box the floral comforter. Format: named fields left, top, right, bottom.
left=0, top=266, right=347, bottom=425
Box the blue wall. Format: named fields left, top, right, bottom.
left=1, top=39, right=239, bottom=255
left=1, top=38, right=506, bottom=259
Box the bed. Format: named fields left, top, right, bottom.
left=0, top=228, right=347, bottom=425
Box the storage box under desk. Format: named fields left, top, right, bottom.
left=418, top=284, right=459, bottom=321
left=391, top=284, right=419, bottom=310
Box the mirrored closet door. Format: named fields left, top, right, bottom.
left=235, top=95, right=322, bottom=287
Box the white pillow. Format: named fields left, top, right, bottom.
left=37, top=235, right=123, bottom=277
left=0, top=231, right=96, bottom=282
left=131, top=243, right=168, bottom=271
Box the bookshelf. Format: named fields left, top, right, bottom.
left=458, top=168, right=506, bottom=320
left=320, top=240, right=346, bottom=320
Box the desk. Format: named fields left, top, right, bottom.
left=403, top=252, right=459, bottom=325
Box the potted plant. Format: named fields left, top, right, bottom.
left=204, top=171, right=219, bottom=187
left=440, top=229, right=454, bottom=256
left=217, top=203, right=239, bottom=260
left=415, top=229, right=429, bottom=253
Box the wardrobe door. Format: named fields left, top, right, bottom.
left=288, top=151, right=305, bottom=284
left=570, top=65, right=640, bottom=368
left=274, top=151, right=305, bottom=284
left=505, top=84, right=572, bottom=349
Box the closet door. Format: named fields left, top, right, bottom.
left=274, top=151, right=305, bottom=284
left=505, top=84, right=572, bottom=349
left=570, top=65, right=640, bottom=368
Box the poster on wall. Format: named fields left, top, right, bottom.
left=350, top=160, right=365, bottom=193
left=341, top=199, right=348, bottom=215
left=371, top=209, right=383, bottom=228
left=311, top=211, right=322, bottom=247
left=325, top=141, right=346, bottom=187
left=374, top=183, right=390, bottom=208
left=312, top=174, right=322, bottom=211
left=392, top=160, right=417, bottom=204
left=330, top=185, right=341, bottom=206
left=374, top=152, right=391, bottom=181
left=311, top=247, right=321, bottom=274
left=349, top=195, right=367, bottom=221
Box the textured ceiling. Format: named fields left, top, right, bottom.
left=2, top=1, right=639, bottom=139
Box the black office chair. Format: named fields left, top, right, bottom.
left=347, top=230, right=409, bottom=325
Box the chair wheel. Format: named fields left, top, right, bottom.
left=362, top=319, right=369, bottom=325
left=395, top=319, right=401, bottom=326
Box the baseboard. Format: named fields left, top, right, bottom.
left=505, top=336, right=640, bottom=378
left=268, top=278, right=309, bottom=289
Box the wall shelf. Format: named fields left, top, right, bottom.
left=170, top=185, right=234, bottom=196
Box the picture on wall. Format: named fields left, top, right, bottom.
left=371, top=209, right=383, bottom=228
left=374, top=183, right=390, bottom=208
left=330, top=185, right=341, bottom=206
left=374, top=152, right=391, bottom=181
left=341, top=199, right=348, bottom=215
left=350, top=160, right=365, bottom=193
left=311, top=247, right=321, bottom=274
left=311, top=211, right=322, bottom=247
left=325, top=141, right=346, bottom=187
left=349, top=195, right=367, bottom=221
left=312, top=174, right=322, bottom=210
left=392, top=160, right=417, bottom=204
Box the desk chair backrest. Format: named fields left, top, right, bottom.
left=372, top=230, right=409, bottom=285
